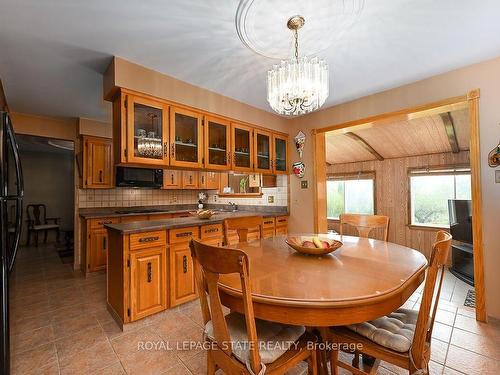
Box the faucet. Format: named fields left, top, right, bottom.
left=228, top=202, right=238, bottom=212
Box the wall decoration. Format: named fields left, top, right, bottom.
left=292, top=161, right=305, bottom=178
left=294, top=131, right=306, bottom=158
left=488, top=141, right=500, bottom=167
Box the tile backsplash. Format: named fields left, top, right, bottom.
left=78, top=175, right=288, bottom=208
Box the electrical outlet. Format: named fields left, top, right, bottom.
left=268, top=196, right=274, bottom=203
left=301, top=180, right=308, bottom=189
left=214, top=195, right=217, bottom=202
left=495, top=170, right=500, bottom=183
left=170, top=196, right=177, bottom=203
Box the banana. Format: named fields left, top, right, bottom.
left=312, top=237, right=323, bottom=249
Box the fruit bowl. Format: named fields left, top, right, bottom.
left=190, top=210, right=215, bottom=220
left=286, top=235, right=343, bottom=255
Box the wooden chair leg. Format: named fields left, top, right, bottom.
left=308, top=347, right=318, bottom=375
left=26, top=229, right=31, bottom=246
left=56, top=228, right=60, bottom=243
left=35, top=232, right=39, bottom=247
left=330, top=347, right=339, bottom=375
left=353, top=352, right=360, bottom=368
left=44, top=230, right=48, bottom=243
left=207, top=351, right=216, bottom=375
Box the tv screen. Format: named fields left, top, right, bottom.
left=448, top=199, right=473, bottom=244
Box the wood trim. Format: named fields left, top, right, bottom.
left=440, top=112, right=460, bottom=153
left=316, top=95, right=469, bottom=134
left=468, top=90, right=487, bottom=322
left=217, top=193, right=263, bottom=198
left=313, top=90, right=487, bottom=322
left=345, top=132, right=384, bottom=161
left=312, top=130, right=328, bottom=233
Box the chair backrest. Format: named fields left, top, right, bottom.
left=410, top=230, right=452, bottom=370
left=339, top=213, right=390, bottom=241
left=26, top=204, right=47, bottom=225
left=223, top=216, right=263, bottom=244
left=190, top=239, right=262, bottom=374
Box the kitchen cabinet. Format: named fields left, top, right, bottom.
left=231, top=123, right=253, bottom=172
left=272, top=133, right=289, bottom=175
left=275, top=216, right=289, bottom=235
left=82, top=136, right=113, bottom=189
left=262, top=218, right=276, bottom=239
left=204, top=115, right=231, bottom=170
left=254, top=129, right=272, bottom=174
left=200, top=224, right=223, bottom=247
left=163, top=169, right=182, bottom=189
left=83, top=217, right=119, bottom=274
left=169, top=227, right=199, bottom=307
left=170, top=107, right=203, bottom=168
left=129, top=245, right=167, bottom=321
left=182, top=170, right=198, bottom=189
left=125, top=94, right=169, bottom=166
left=199, top=171, right=220, bottom=190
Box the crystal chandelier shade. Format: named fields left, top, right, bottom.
left=266, top=15, right=329, bottom=116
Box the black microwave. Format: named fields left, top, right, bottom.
left=116, top=167, right=163, bottom=188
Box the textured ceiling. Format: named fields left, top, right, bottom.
left=1, top=0, right=500, bottom=121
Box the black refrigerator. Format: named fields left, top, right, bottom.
left=0, top=110, right=23, bottom=374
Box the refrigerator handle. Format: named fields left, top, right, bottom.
left=6, top=116, right=23, bottom=273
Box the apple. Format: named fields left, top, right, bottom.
left=302, top=241, right=315, bottom=248
left=321, top=241, right=330, bottom=249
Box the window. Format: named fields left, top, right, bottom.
left=409, top=167, right=471, bottom=228
left=326, top=172, right=375, bottom=220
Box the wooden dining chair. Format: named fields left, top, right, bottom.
left=339, top=213, right=390, bottom=241
left=223, top=216, right=263, bottom=245
left=327, top=230, right=452, bottom=375
left=26, top=204, right=61, bottom=246
left=190, top=239, right=318, bottom=375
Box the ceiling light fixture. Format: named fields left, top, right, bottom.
left=267, top=15, right=329, bottom=116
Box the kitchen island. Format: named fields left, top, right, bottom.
left=104, top=211, right=288, bottom=329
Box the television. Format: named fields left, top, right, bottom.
left=448, top=199, right=473, bottom=245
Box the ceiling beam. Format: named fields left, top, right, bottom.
left=440, top=112, right=460, bottom=153
left=345, top=132, right=384, bottom=161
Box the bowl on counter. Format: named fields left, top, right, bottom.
left=286, top=235, right=343, bottom=255
left=189, top=209, right=215, bottom=220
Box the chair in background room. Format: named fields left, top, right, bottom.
left=339, top=213, right=390, bottom=241
left=223, top=216, right=263, bottom=245
left=26, top=204, right=60, bottom=246
left=190, top=239, right=317, bottom=375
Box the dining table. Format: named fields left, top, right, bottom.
left=217, top=233, right=428, bottom=374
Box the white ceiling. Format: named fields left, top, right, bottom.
left=1, top=0, right=500, bottom=122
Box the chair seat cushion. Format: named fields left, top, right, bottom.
left=204, top=312, right=305, bottom=365
left=33, top=224, right=59, bottom=230
left=346, top=308, right=418, bottom=353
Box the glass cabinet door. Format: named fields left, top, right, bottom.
left=254, top=129, right=272, bottom=173
left=231, top=123, right=254, bottom=172
left=272, top=134, right=289, bottom=174
left=126, top=95, right=168, bottom=165
left=170, top=107, right=203, bottom=168
left=204, top=115, right=230, bottom=170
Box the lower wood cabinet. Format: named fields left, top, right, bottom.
left=262, top=218, right=276, bottom=239
left=129, top=245, right=167, bottom=321
left=169, top=226, right=199, bottom=307
left=83, top=217, right=119, bottom=273
left=200, top=223, right=223, bottom=246
left=275, top=216, right=289, bottom=235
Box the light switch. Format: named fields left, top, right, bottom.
left=301, top=180, right=308, bottom=189
left=268, top=196, right=274, bottom=203
left=495, top=170, right=500, bottom=183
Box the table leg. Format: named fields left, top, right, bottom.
left=317, top=327, right=330, bottom=375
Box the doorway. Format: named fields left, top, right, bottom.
left=312, top=91, right=486, bottom=322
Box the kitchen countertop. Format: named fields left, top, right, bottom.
left=79, top=205, right=197, bottom=219
left=105, top=211, right=288, bottom=234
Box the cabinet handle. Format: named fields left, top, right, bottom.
left=201, top=175, right=204, bottom=185
left=163, top=142, right=168, bottom=156
left=205, top=228, right=219, bottom=233
left=171, top=143, right=175, bottom=158
left=98, top=220, right=112, bottom=225
left=103, top=236, right=107, bottom=250
left=176, top=232, right=192, bottom=238
left=227, top=152, right=231, bottom=165
left=270, top=159, right=274, bottom=169
left=99, top=170, right=103, bottom=182
left=189, top=175, right=192, bottom=184
left=147, top=262, right=152, bottom=282
left=182, top=255, right=187, bottom=273
left=138, top=236, right=159, bottom=243
left=171, top=174, right=174, bottom=185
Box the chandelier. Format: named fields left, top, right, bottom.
left=137, top=113, right=163, bottom=158
left=267, top=15, right=329, bottom=116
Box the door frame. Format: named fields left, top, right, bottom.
left=311, top=89, right=487, bottom=322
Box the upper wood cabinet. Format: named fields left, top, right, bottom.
left=204, top=115, right=230, bottom=170
left=254, top=129, right=272, bottom=174
left=82, top=136, right=113, bottom=188
left=163, top=169, right=182, bottom=189
left=272, top=133, right=289, bottom=174
left=182, top=170, right=198, bottom=189
left=125, top=94, right=169, bottom=166
left=199, top=171, right=220, bottom=190
left=170, top=107, right=203, bottom=168
left=231, top=123, right=254, bottom=172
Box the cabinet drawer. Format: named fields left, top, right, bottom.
left=262, top=218, right=275, bottom=229
left=130, top=230, right=167, bottom=250
left=275, top=216, right=288, bottom=227
left=169, top=227, right=199, bottom=244
left=89, top=217, right=120, bottom=229
left=200, top=224, right=223, bottom=239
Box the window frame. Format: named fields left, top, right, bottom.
left=326, top=171, right=377, bottom=221
left=407, top=164, right=471, bottom=230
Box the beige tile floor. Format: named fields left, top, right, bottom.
left=8, top=244, right=500, bottom=375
